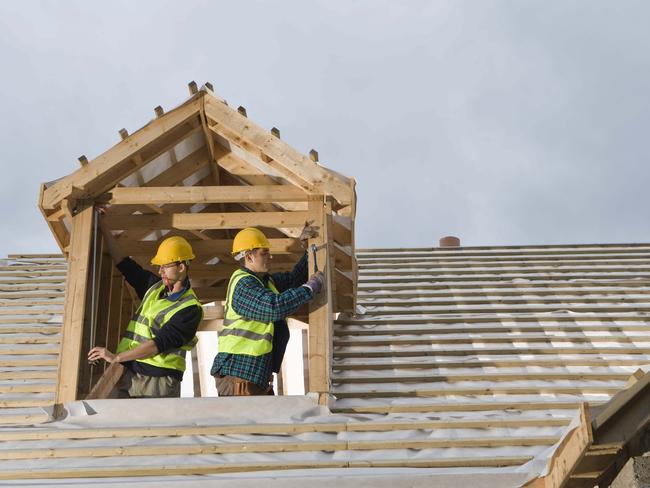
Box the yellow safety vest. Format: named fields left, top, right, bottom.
left=116, top=281, right=202, bottom=372
left=219, top=269, right=279, bottom=357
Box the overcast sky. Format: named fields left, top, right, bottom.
left=1, top=1, right=649, bottom=257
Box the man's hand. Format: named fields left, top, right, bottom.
left=300, top=220, right=320, bottom=249
left=88, top=346, right=117, bottom=364
left=304, top=271, right=325, bottom=294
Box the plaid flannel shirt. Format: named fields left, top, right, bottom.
left=211, top=253, right=312, bottom=388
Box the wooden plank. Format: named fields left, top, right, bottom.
left=0, top=421, right=348, bottom=441
left=307, top=195, right=334, bottom=395
left=333, top=242, right=353, bottom=271
left=356, top=304, right=650, bottom=316
left=104, top=185, right=309, bottom=205
left=0, top=371, right=56, bottom=380
left=0, top=399, right=53, bottom=408
left=41, top=95, right=204, bottom=210
left=590, top=370, right=650, bottom=432
left=85, top=363, right=124, bottom=400
left=0, top=309, right=63, bottom=316
left=333, top=401, right=595, bottom=414
left=0, top=346, right=62, bottom=355
left=335, top=313, right=650, bottom=326
left=103, top=211, right=309, bottom=231
left=358, top=256, right=650, bottom=268
left=334, top=346, right=650, bottom=358
left=358, top=280, right=650, bottom=292
left=0, top=359, right=58, bottom=367
left=334, top=323, right=650, bottom=336
left=0, top=337, right=60, bottom=345
left=0, top=436, right=560, bottom=461
left=523, top=403, right=592, bottom=488
left=332, top=213, right=352, bottom=246
left=332, top=385, right=624, bottom=399
left=0, top=456, right=532, bottom=480
left=0, top=413, right=50, bottom=425
left=0, top=384, right=55, bottom=393
left=356, top=243, right=650, bottom=254
left=333, top=357, right=650, bottom=370
left=38, top=184, right=70, bottom=252
left=121, top=237, right=302, bottom=256
left=358, top=273, right=650, bottom=284
left=54, top=206, right=94, bottom=409
left=0, top=326, right=60, bottom=334
left=359, top=266, right=650, bottom=277
left=332, top=372, right=630, bottom=384
left=333, top=334, right=650, bottom=347
left=357, top=296, right=650, bottom=307
left=204, top=95, right=352, bottom=207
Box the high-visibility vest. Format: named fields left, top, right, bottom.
left=116, top=281, right=202, bottom=372
left=219, top=269, right=279, bottom=357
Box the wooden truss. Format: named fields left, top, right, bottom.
left=38, top=82, right=357, bottom=407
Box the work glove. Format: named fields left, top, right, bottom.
left=300, top=220, right=320, bottom=249
left=303, top=271, right=325, bottom=295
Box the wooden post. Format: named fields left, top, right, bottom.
left=54, top=206, right=94, bottom=415
left=348, top=178, right=358, bottom=311
left=307, top=195, right=333, bottom=401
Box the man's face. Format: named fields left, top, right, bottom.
left=246, top=248, right=272, bottom=273
left=159, top=261, right=184, bottom=288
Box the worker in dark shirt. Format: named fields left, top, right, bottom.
left=211, top=225, right=324, bottom=395
left=88, top=228, right=203, bottom=398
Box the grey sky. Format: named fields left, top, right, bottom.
left=1, top=0, right=649, bottom=257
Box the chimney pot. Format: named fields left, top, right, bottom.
left=439, top=236, right=461, bottom=247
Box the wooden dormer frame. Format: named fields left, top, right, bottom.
left=39, top=83, right=357, bottom=410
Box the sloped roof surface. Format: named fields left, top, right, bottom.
left=0, top=255, right=65, bottom=425
left=1, top=243, right=650, bottom=484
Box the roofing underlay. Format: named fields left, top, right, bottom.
left=2, top=243, right=650, bottom=486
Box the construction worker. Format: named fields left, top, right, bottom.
left=211, top=225, right=324, bottom=396
left=88, top=231, right=203, bottom=398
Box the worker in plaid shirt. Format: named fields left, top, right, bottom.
left=211, top=224, right=324, bottom=395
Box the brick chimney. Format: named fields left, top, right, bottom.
left=439, top=236, right=461, bottom=247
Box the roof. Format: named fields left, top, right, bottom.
left=2, top=243, right=650, bottom=485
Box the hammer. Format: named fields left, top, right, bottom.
left=310, top=243, right=327, bottom=273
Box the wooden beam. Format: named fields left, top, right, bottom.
left=154, top=106, right=164, bottom=118
left=0, top=457, right=533, bottom=480
left=84, top=363, right=124, bottom=400
left=38, top=184, right=69, bottom=253
left=332, top=213, right=352, bottom=246
left=103, top=211, right=309, bottom=231
left=54, top=206, right=94, bottom=412
left=204, top=95, right=352, bottom=206
left=103, top=185, right=309, bottom=205
left=41, top=94, right=204, bottom=210
left=332, top=386, right=623, bottom=398
left=121, top=237, right=302, bottom=256
left=188, top=81, right=198, bottom=95
left=307, top=195, right=333, bottom=396
left=524, top=404, right=592, bottom=488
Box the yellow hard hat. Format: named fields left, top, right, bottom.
left=151, top=236, right=195, bottom=266
left=232, top=228, right=270, bottom=255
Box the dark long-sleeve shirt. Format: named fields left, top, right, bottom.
left=211, top=253, right=312, bottom=387
left=117, top=257, right=202, bottom=380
